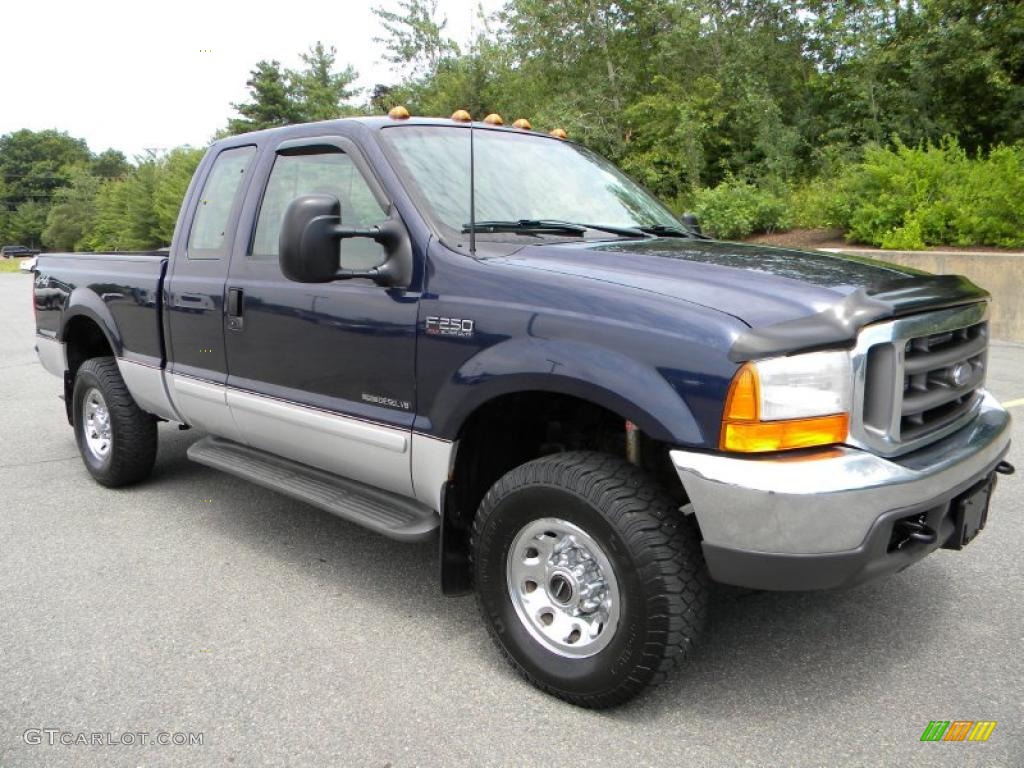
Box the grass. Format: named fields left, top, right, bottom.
left=0, top=258, right=31, bottom=273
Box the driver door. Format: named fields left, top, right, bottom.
left=223, top=136, right=419, bottom=496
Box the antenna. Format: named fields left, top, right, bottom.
left=469, top=117, right=477, bottom=255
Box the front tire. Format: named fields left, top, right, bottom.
left=473, top=451, right=709, bottom=708
left=72, top=357, right=157, bottom=487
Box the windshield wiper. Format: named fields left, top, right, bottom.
left=462, top=219, right=649, bottom=238
left=638, top=224, right=694, bottom=238
left=574, top=222, right=648, bottom=237
left=462, top=219, right=587, bottom=235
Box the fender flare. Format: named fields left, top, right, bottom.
left=60, top=288, right=123, bottom=357
left=430, top=337, right=704, bottom=446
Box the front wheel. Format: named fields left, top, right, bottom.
left=72, top=357, right=158, bottom=487
left=473, top=451, right=709, bottom=708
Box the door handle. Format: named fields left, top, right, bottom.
left=227, top=287, right=244, bottom=331
left=175, top=292, right=207, bottom=308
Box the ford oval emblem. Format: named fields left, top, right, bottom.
left=950, top=361, right=972, bottom=387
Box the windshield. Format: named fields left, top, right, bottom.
left=381, top=126, right=680, bottom=242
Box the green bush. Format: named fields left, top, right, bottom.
left=785, top=178, right=850, bottom=230
left=691, top=177, right=790, bottom=240
left=831, top=138, right=1024, bottom=249
left=948, top=145, right=1024, bottom=248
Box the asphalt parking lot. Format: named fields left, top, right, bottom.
left=1, top=272, right=1021, bottom=767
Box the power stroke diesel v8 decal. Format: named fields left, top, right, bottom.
left=425, top=316, right=475, bottom=338
left=361, top=393, right=411, bottom=410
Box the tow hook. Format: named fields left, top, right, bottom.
left=891, top=516, right=937, bottom=550
left=995, top=461, right=1015, bottom=476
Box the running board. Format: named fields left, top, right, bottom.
left=187, top=437, right=438, bottom=542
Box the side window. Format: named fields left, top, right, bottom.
left=187, top=146, right=256, bottom=259
left=252, top=150, right=388, bottom=269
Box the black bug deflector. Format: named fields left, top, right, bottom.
left=730, top=274, right=990, bottom=362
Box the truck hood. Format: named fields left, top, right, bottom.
left=494, top=238, right=986, bottom=334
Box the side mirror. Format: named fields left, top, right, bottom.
left=278, top=194, right=411, bottom=287
left=680, top=212, right=702, bottom=235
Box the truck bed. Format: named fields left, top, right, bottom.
left=34, top=252, right=168, bottom=367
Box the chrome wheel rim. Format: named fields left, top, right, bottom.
left=83, top=387, right=112, bottom=461
left=506, top=517, right=620, bottom=658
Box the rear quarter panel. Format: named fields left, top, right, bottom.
left=34, top=254, right=167, bottom=365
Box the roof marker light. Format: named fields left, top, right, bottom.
left=451, top=109, right=472, bottom=122
left=549, top=128, right=568, bottom=139
left=388, top=106, right=410, bottom=120
left=512, top=118, right=532, bottom=130
left=483, top=113, right=504, bottom=125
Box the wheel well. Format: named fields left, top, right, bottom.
left=440, top=391, right=686, bottom=594
left=61, top=316, right=114, bottom=423
left=64, top=315, right=114, bottom=376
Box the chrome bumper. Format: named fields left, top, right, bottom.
left=670, top=391, right=1011, bottom=556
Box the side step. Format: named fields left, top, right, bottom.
left=187, top=437, right=438, bottom=542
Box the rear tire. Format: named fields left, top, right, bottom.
left=472, top=451, right=709, bottom=708
left=72, top=357, right=158, bottom=487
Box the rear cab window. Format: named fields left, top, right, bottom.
left=187, top=146, right=257, bottom=260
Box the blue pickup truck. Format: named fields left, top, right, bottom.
left=31, top=113, right=1013, bottom=707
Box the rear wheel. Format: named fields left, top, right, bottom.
left=473, top=451, right=709, bottom=708
left=72, top=357, right=157, bottom=487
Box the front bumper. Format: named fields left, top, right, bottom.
left=670, top=391, right=1011, bottom=590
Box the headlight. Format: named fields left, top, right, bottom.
left=720, top=350, right=852, bottom=452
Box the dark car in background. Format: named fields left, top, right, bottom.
left=2, top=244, right=40, bottom=259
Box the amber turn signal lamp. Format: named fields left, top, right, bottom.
left=723, top=363, right=760, bottom=422
left=720, top=363, right=849, bottom=452
left=483, top=113, right=504, bottom=125
left=721, top=414, right=850, bottom=453
left=451, top=109, right=472, bottom=122
left=388, top=105, right=410, bottom=120
left=512, top=118, right=532, bottom=130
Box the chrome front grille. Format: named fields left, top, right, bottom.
left=901, top=323, right=987, bottom=440
left=850, top=302, right=989, bottom=457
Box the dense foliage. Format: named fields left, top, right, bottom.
left=2, top=2, right=1022, bottom=251
left=826, top=140, right=1024, bottom=249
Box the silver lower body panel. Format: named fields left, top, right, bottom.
left=35, top=334, right=66, bottom=378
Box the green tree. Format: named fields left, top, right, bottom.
left=120, top=160, right=162, bottom=250
left=7, top=202, right=50, bottom=248
left=83, top=179, right=133, bottom=251
left=153, top=147, right=204, bottom=245
left=291, top=42, right=362, bottom=120
left=0, top=129, right=92, bottom=245
left=91, top=149, right=131, bottom=179
left=42, top=166, right=101, bottom=250
left=373, top=0, right=459, bottom=78
left=226, top=46, right=364, bottom=134
left=227, top=60, right=303, bottom=134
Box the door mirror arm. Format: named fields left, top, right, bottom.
left=328, top=219, right=409, bottom=287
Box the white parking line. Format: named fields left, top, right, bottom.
left=1003, top=397, right=1024, bottom=410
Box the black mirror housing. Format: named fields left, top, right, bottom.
left=278, top=194, right=413, bottom=287
left=279, top=195, right=346, bottom=283
left=681, top=212, right=702, bottom=235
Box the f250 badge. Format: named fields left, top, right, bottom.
left=425, top=316, right=475, bottom=338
